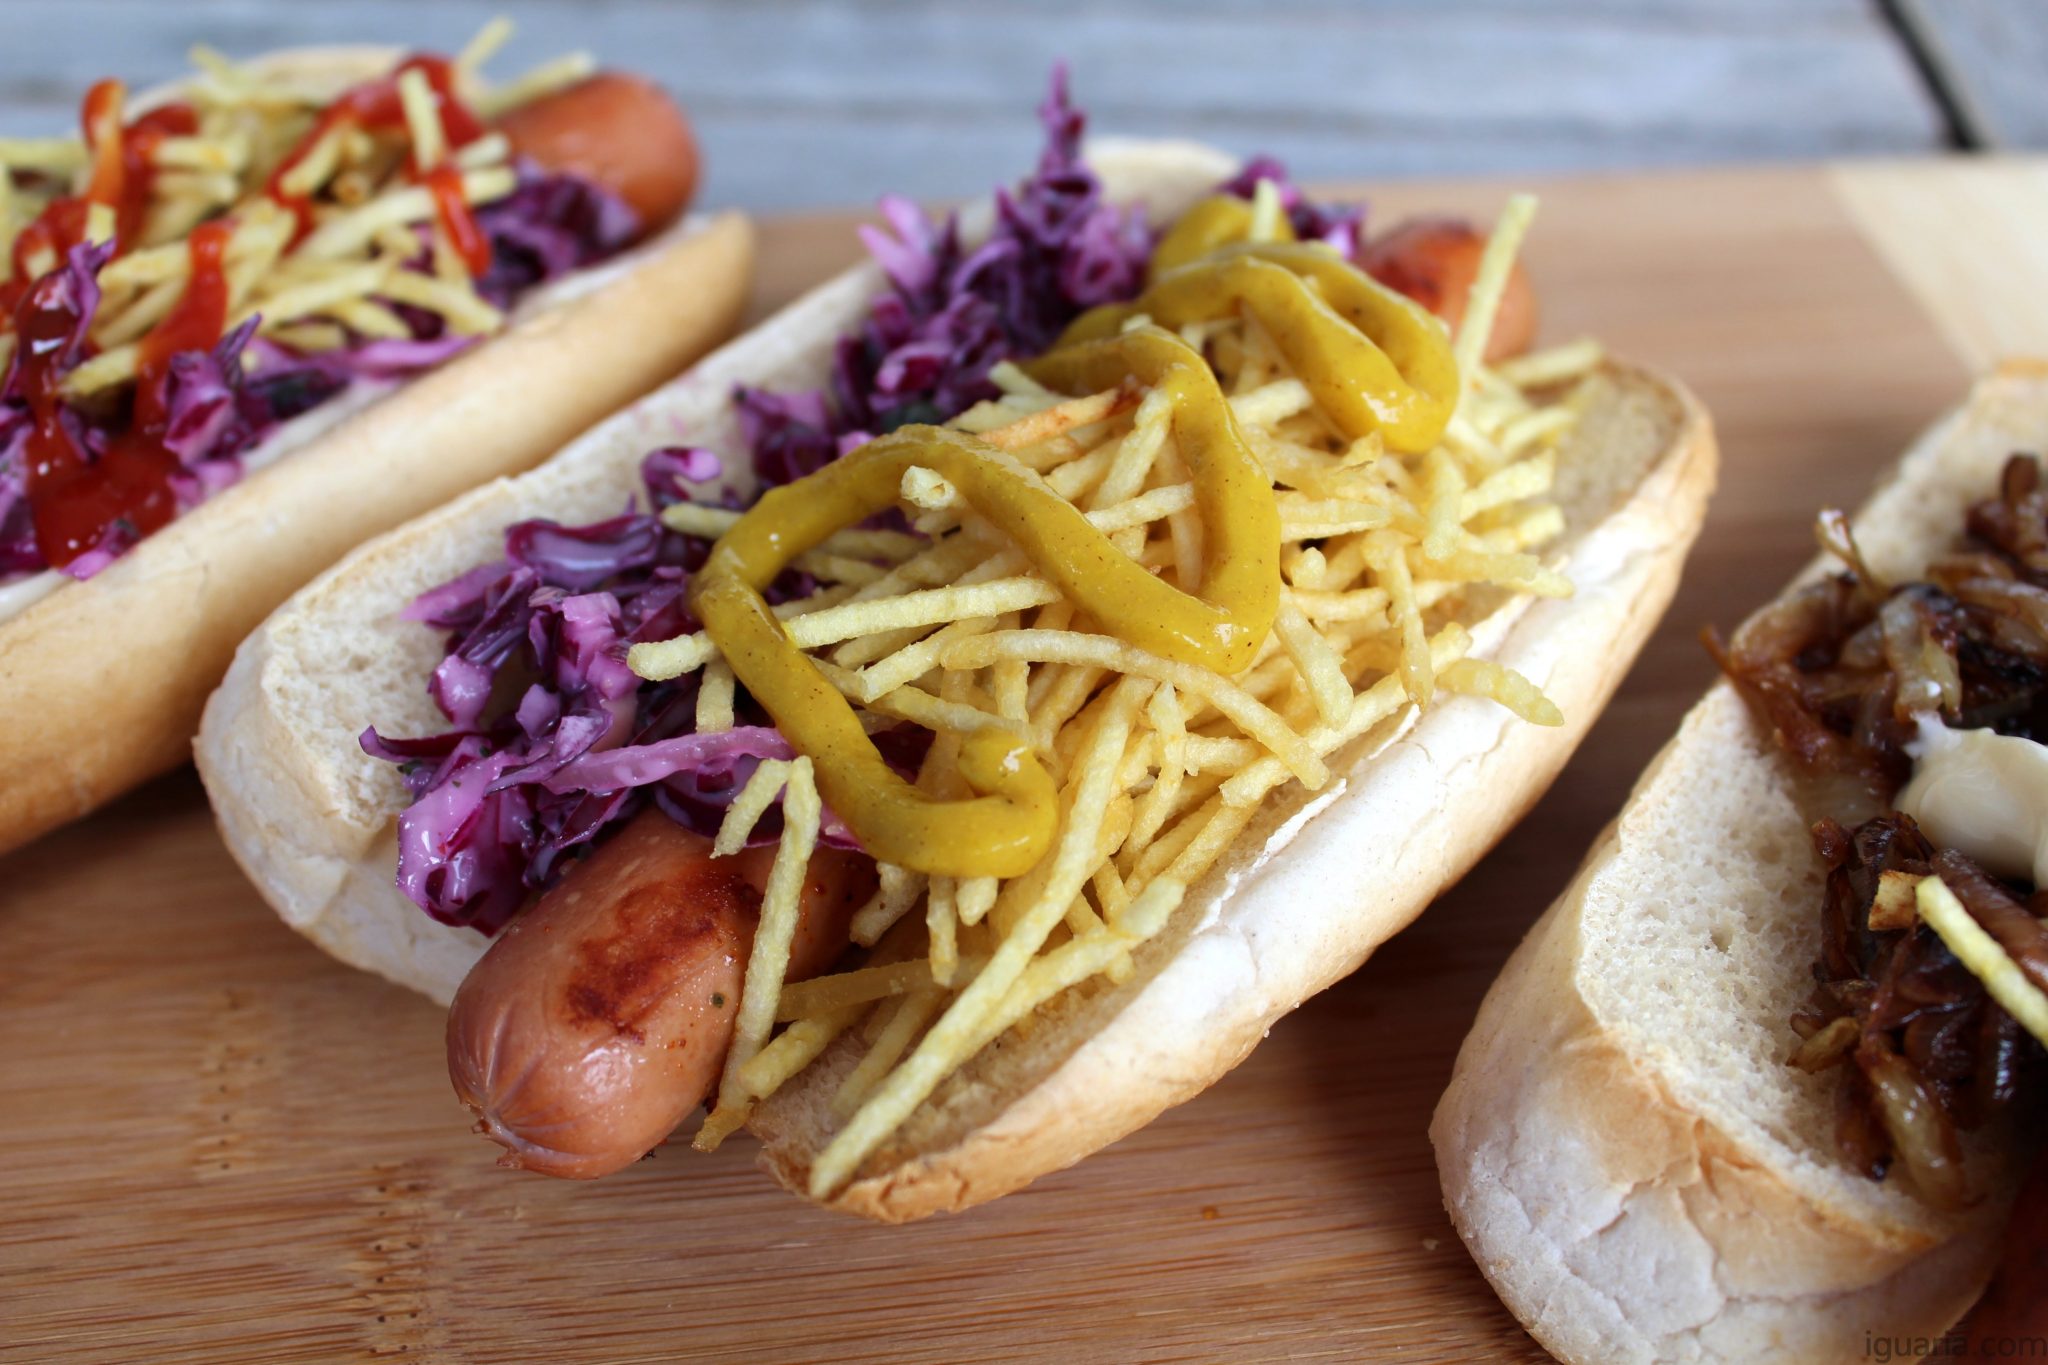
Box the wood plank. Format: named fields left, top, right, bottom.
left=0, top=1, right=1945, bottom=208
left=1832, top=158, right=2048, bottom=372
left=0, top=160, right=1983, bottom=1363
left=1891, top=0, right=2048, bottom=149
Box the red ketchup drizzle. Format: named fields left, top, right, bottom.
left=5, top=57, right=489, bottom=573
left=91, top=84, right=199, bottom=248
left=19, top=220, right=234, bottom=569
left=0, top=82, right=197, bottom=314
left=265, top=55, right=491, bottom=274
left=423, top=163, right=492, bottom=276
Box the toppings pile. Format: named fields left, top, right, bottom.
left=369, top=71, right=1362, bottom=932
left=0, top=21, right=638, bottom=583
left=731, top=70, right=1362, bottom=489
left=1716, top=456, right=2048, bottom=1203
left=372, top=73, right=1602, bottom=1194
left=364, top=448, right=911, bottom=933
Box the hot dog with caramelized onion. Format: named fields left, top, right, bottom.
left=1435, top=364, right=2048, bottom=1364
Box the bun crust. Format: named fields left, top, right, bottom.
left=1430, top=362, right=2048, bottom=1363
left=0, top=47, right=755, bottom=856
left=199, top=138, right=1718, bottom=1221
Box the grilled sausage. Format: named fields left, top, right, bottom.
left=495, top=72, right=700, bottom=233
left=446, top=809, right=872, bottom=1178
left=1360, top=217, right=1538, bottom=363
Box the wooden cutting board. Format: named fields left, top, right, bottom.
left=6, top=158, right=2044, bottom=1364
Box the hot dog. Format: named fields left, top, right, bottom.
left=0, top=27, right=755, bottom=857
left=443, top=204, right=1526, bottom=1173
left=497, top=72, right=700, bottom=231
left=1434, top=364, right=2048, bottom=1363
left=1360, top=218, right=1538, bottom=364
left=449, top=811, right=871, bottom=1178
left=433, top=165, right=1531, bottom=1179
left=203, top=73, right=1714, bottom=1219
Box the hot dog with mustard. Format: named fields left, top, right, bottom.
left=201, top=72, right=1715, bottom=1217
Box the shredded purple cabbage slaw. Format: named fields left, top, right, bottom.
left=0, top=165, right=638, bottom=584
left=367, top=69, right=1365, bottom=933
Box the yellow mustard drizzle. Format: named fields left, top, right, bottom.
left=1057, top=241, right=1458, bottom=453
left=1147, top=193, right=1289, bottom=276
left=688, top=392, right=1270, bottom=876
left=694, top=515, right=1058, bottom=877
left=1020, top=324, right=1279, bottom=657
left=683, top=195, right=1459, bottom=876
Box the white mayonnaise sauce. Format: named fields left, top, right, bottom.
left=1898, top=714, right=2048, bottom=889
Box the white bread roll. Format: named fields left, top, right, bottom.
left=198, top=138, right=1716, bottom=1218
left=0, top=47, right=755, bottom=855
left=1431, top=362, right=2048, bottom=1363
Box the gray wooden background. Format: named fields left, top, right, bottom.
left=0, top=0, right=2036, bottom=211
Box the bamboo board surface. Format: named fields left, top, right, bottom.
left=6, top=157, right=2044, bottom=1363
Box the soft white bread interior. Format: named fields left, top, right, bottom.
left=1430, top=361, right=2048, bottom=1364
left=0, top=46, right=756, bottom=856
left=199, top=138, right=1716, bottom=1221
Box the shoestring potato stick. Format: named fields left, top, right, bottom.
left=640, top=197, right=1606, bottom=1186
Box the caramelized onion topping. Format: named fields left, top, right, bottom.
left=1719, top=454, right=2048, bottom=1187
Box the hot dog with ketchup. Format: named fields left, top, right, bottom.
left=205, top=71, right=1709, bottom=1220
left=0, top=23, right=754, bottom=857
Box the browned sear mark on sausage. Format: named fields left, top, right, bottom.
left=562, top=862, right=761, bottom=1040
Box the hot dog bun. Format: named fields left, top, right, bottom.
left=0, top=46, right=754, bottom=857
left=1430, top=363, right=2048, bottom=1363
left=197, top=138, right=1716, bottom=1217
